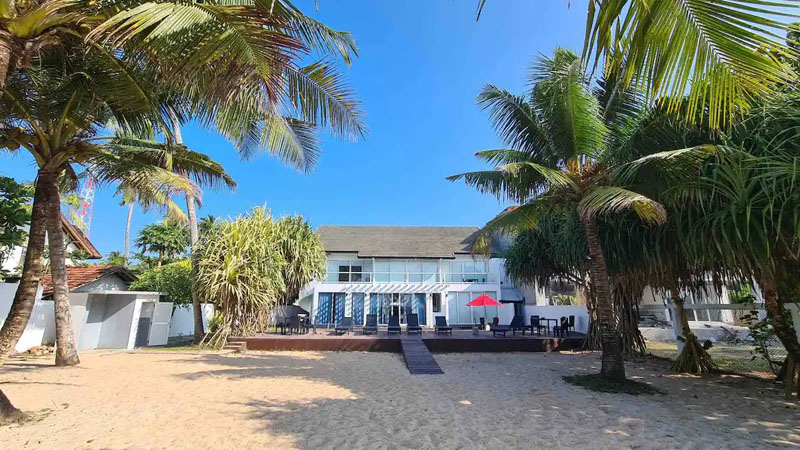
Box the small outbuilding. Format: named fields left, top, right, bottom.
left=39, top=265, right=173, bottom=350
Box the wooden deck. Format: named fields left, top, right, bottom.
left=401, top=337, right=444, bottom=375
left=230, top=329, right=584, bottom=354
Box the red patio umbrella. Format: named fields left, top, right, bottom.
left=466, top=294, right=501, bottom=326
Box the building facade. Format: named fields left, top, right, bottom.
left=298, top=226, right=524, bottom=328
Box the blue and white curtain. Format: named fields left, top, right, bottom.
left=352, top=293, right=365, bottom=325
left=414, top=293, right=427, bottom=326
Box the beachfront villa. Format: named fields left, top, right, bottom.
left=297, top=226, right=526, bottom=328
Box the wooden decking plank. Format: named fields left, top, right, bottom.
left=400, top=338, right=443, bottom=375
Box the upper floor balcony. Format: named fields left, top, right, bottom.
left=322, top=258, right=498, bottom=284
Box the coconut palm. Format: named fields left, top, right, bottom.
left=476, top=1, right=797, bottom=129
left=447, top=49, right=703, bottom=381
left=0, top=38, right=197, bottom=368
left=1, top=0, right=364, bottom=362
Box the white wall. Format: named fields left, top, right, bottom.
left=0, top=282, right=47, bottom=352
left=78, top=294, right=107, bottom=350
left=169, top=304, right=214, bottom=337
left=523, top=305, right=590, bottom=333
left=97, top=294, right=136, bottom=349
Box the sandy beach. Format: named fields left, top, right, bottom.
left=0, top=350, right=798, bottom=449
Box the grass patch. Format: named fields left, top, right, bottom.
left=563, top=374, right=665, bottom=396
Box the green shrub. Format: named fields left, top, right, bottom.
left=130, top=259, right=193, bottom=305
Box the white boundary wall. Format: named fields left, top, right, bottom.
left=0, top=282, right=47, bottom=352
left=522, top=305, right=590, bottom=333
left=169, top=304, right=214, bottom=337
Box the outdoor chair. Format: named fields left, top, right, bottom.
left=387, top=314, right=401, bottom=335
left=335, top=317, right=353, bottom=335
left=553, top=316, right=569, bottom=337
left=406, top=314, right=422, bottom=335
left=568, top=315, right=575, bottom=333
left=288, top=316, right=302, bottom=335
left=490, top=318, right=512, bottom=337
left=530, top=316, right=547, bottom=336
left=363, top=314, right=378, bottom=335
left=434, top=316, right=452, bottom=335
left=510, top=315, right=526, bottom=335
left=276, top=315, right=287, bottom=334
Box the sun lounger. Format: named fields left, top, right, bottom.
left=335, top=317, right=353, bottom=335
left=363, top=314, right=378, bottom=335
left=491, top=316, right=524, bottom=337
left=387, top=315, right=401, bottom=335
left=406, top=314, right=422, bottom=335
left=434, top=316, right=452, bottom=335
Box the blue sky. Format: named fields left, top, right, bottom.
left=0, top=1, right=588, bottom=257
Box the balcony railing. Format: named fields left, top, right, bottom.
left=324, top=272, right=496, bottom=283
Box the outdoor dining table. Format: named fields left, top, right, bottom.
left=539, top=318, right=559, bottom=335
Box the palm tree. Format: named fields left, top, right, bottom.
left=1, top=0, right=364, bottom=365
left=476, top=0, right=797, bottom=129
left=112, top=132, right=235, bottom=271
left=274, top=215, right=326, bottom=305
left=135, top=222, right=189, bottom=268
left=0, top=39, right=196, bottom=369
left=448, top=49, right=685, bottom=381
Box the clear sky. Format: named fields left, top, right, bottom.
left=0, top=1, right=589, bottom=257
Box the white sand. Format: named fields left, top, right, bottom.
left=1, top=350, right=798, bottom=449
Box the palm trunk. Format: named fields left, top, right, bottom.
left=582, top=218, right=626, bottom=381
left=185, top=194, right=203, bottom=343
left=0, top=387, right=23, bottom=422
left=157, top=253, right=163, bottom=268
left=0, top=30, right=15, bottom=92
left=171, top=117, right=204, bottom=343
left=760, top=269, right=800, bottom=363
left=41, top=172, right=80, bottom=366
left=124, top=203, right=133, bottom=265
left=0, top=170, right=49, bottom=363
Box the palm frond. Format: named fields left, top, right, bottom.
left=578, top=185, right=667, bottom=225
left=584, top=0, right=798, bottom=128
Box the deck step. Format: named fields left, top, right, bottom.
left=223, top=341, right=247, bottom=353
left=400, top=338, right=443, bottom=375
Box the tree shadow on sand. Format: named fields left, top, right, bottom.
left=165, top=351, right=800, bottom=449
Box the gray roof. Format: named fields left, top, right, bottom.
left=317, top=226, right=483, bottom=259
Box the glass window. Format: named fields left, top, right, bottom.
left=423, top=261, right=438, bottom=273
left=375, top=273, right=390, bottom=282
left=390, top=273, right=406, bottom=282
left=407, top=261, right=422, bottom=272
left=463, top=261, right=475, bottom=273
left=447, top=292, right=457, bottom=323
left=375, top=260, right=390, bottom=272
left=458, top=292, right=472, bottom=324
left=422, top=272, right=437, bottom=283
left=450, top=262, right=463, bottom=273
left=474, top=261, right=488, bottom=273
left=361, top=260, right=373, bottom=272
left=408, top=274, right=423, bottom=282
left=390, top=260, right=406, bottom=272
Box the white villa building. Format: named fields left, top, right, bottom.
left=297, top=226, right=526, bottom=328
